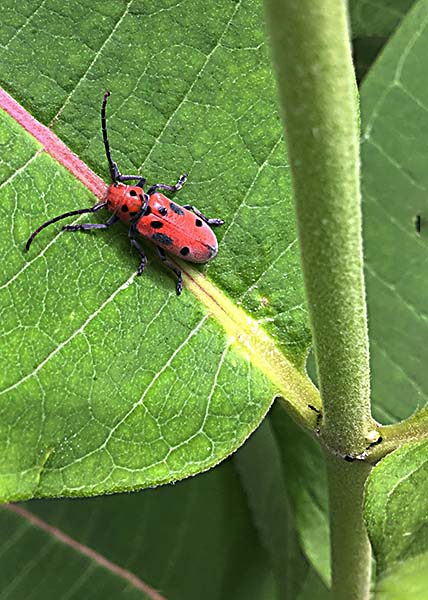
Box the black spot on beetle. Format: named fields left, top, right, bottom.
left=169, top=202, right=184, bottom=216
left=139, top=194, right=144, bottom=201
left=180, top=246, right=190, bottom=256
left=152, top=233, right=173, bottom=246
left=158, top=206, right=167, bottom=217
left=150, top=221, right=163, bottom=229
left=144, top=206, right=152, bottom=216
left=107, top=199, right=111, bottom=206
left=195, top=218, right=203, bottom=227
left=129, top=190, right=137, bottom=197
left=121, top=204, right=129, bottom=212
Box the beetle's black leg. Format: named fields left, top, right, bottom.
left=63, top=213, right=119, bottom=232
left=117, top=175, right=146, bottom=188
left=157, top=247, right=183, bottom=295
left=128, top=225, right=147, bottom=275
left=182, top=205, right=224, bottom=227
left=147, top=173, right=187, bottom=196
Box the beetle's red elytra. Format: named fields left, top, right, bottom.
left=25, top=91, right=224, bottom=295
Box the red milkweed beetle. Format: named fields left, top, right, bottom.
left=25, top=91, right=224, bottom=295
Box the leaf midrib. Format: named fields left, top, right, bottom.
left=3, top=504, right=167, bottom=600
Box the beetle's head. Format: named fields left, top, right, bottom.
left=105, top=184, right=148, bottom=220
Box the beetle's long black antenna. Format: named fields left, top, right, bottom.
left=101, top=91, right=117, bottom=183
left=25, top=202, right=107, bottom=251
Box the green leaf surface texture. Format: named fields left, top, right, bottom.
left=360, top=0, right=428, bottom=425
left=365, top=441, right=428, bottom=575
left=350, top=0, right=417, bottom=82
left=350, top=0, right=416, bottom=38
left=0, top=0, right=315, bottom=501
left=234, top=407, right=330, bottom=596
left=268, top=404, right=330, bottom=585
left=0, top=507, right=155, bottom=600
left=375, top=553, right=428, bottom=600
left=0, top=460, right=275, bottom=600
left=234, top=416, right=294, bottom=599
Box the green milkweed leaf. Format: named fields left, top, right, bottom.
left=0, top=0, right=318, bottom=502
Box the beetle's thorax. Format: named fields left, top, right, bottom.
left=105, top=183, right=147, bottom=223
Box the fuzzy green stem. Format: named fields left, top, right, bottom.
left=263, top=1, right=377, bottom=598
left=326, top=455, right=373, bottom=600
left=263, top=0, right=376, bottom=454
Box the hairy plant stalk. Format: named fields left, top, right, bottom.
left=326, top=455, right=373, bottom=600
left=263, top=0, right=377, bottom=598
